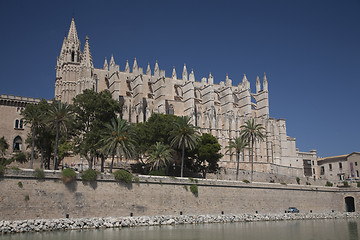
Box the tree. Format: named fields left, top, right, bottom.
left=147, top=142, right=174, bottom=171
left=226, top=136, right=248, bottom=181
left=241, top=118, right=265, bottom=182
left=47, top=101, right=74, bottom=170
left=188, top=133, right=222, bottom=178
left=22, top=103, right=44, bottom=169
left=72, top=90, right=121, bottom=170
left=101, top=118, right=136, bottom=173
left=0, top=136, right=9, bottom=158
left=170, top=116, right=199, bottom=177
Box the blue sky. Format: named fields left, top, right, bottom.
left=0, top=0, right=359, bottom=157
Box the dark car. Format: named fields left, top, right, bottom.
left=286, top=207, right=299, bottom=213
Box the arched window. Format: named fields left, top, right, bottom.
left=13, top=136, right=22, bottom=151
left=71, top=51, right=75, bottom=62
left=15, top=119, right=19, bottom=129
left=19, top=119, right=23, bottom=129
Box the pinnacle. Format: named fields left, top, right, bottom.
left=67, top=18, right=79, bottom=45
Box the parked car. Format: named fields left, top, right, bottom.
left=286, top=207, right=299, bottom=213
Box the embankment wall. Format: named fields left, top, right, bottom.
left=0, top=170, right=359, bottom=221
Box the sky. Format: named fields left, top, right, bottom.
left=0, top=0, right=359, bottom=158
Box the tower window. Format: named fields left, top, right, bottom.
left=15, top=119, right=19, bottom=129
left=71, top=51, right=75, bottom=62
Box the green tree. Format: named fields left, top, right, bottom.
left=21, top=103, right=44, bottom=169
left=188, top=133, right=222, bottom=178
left=241, top=119, right=265, bottom=182
left=101, top=118, right=136, bottom=173
left=47, top=101, right=74, bottom=170
left=225, top=136, right=248, bottom=181
left=170, top=116, right=199, bottom=177
left=0, top=136, right=9, bottom=158
left=147, top=142, right=174, bottom=171
left=72, top=90, right=121, bottom=170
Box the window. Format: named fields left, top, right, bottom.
left=320, top=166, right=325, bottom=175
left=71, top=51, right=75, bottom=62
left=357, top=170, right=359, bottom=178
left=13, top=136, right=22, bottom=151
left=313, top=169, right=315, bottom=174
left=312, top=161, right=314, bottom=165
left=19, top=119, right=23, bottom=129
left=339, top=162, right=343, bottom=169
left=15, top=119, right=19, bottom=128
left=355, top=162, right=358, bottom=166
left=329, top=164, right=332, bottom=171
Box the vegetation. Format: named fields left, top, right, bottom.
left=296, top=177, right=300, bottom=184
left=81, top=169, right=98, bottom=182
left=101, top=118, right=136, bottom=173
left=306, top=182, right=311, bottom=185
left=11, top=152, right=28, bottom=164
left=34, top=168, right=45, bottom=179
left=114, top=169, right=133, bottom=184
left=0, top=165, right=5, bottom=177
left=343, top=181, right=349, bottom=187
left=190, top=184, right=198, bottom=196
left=243, top=179, right=250, bottom=183
left=0, top=136, right=9, bottom=158
left=148, top=169, right=166, bottom=176
left=9, top=166, right=20, bottom=171
left=18, top=181, right=23, bottom=188
left=24, top=195, right=30, bottom=201
left=269, top=179, right=275, bottom=183
left=241, top=119, right=265, bottom=182
left=61, top=168, right=76, bottom=184
left=357, top=182, right=360, bottom=188
left=170, top=116, right=200, bottom=177
left=147, top=142, right=174, bottom=171
left=226, top=137, right=248, bottom=181
left=280, top=182, right=287, bottom=185
left=325, top=181, right=333, bottom=187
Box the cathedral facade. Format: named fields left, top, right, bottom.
left=55, top=19, right=318, bottom=178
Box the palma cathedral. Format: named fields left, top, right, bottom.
left=55, top=18, right=318, bottom=179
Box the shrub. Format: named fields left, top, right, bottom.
left=296, top=177, right=300, bottom=184
left=114, top=169, right=133, bottom=184
left=9, top=166, right=20, bottom=171
left=189, top=178, right=198, bottom=183
left=34, top=169, right=45, bottom=179
left=148, top=169, right=166, bottom=176
left=61, top=168, right=76, bottom=184
left=190, top=184, right=198, bottom=196
left=343, top=181, right=349, bottom=187
left=18, top=181, right=23, bottom=188
left=24, top=195, right=29, bottom=201
left=306, top=182, right=311, bottom=185
left=0, top=165, right=5, bottom=177
left=280, top=182, right=287, bottom=185
left=133, top=176, right=140, bottom=183
left=243, top=179, right=250, bottom=183
left=183, top=185, right=188, bottom=191
left=269, top=179, right=275, bottom=183
left=357, top=182, right=360, bottom=188
left=81, top=169, right=98, bottom=182
left=325, top=181, right=333, bottom=187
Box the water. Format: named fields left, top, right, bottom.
left=2, top=219, right=360, bottom=240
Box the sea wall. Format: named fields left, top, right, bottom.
left=0, top=170, right=359, bottom=221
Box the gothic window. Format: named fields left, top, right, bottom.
left=71, top=51, right=75, bottom=62
left=13, top=136, right=22, bottom=152
left=15, top=119, right=19, bottom=129
left=175, top=86, right=183, bottom=97
left=19, top=119, right=23, bottom=129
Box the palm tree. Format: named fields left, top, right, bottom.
left=170, top=116, right=199, bottom=177
left=147, top=142, right=174, bottom=171
left=101, top=118, right=136, bottom=173
left=22, top=103, right=44, bottom=169
left=225, top=136, right=248, bottom=181
left=47, top=101, right=73, bottom=170
left=241, top=118, right=265, bottom=182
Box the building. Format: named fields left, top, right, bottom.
left=0, top=94, right=41, bottom=157
left=54, top=18, right=317, bottom=178
left=317, top=152, right=360, bottom=183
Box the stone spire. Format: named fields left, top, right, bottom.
left=59, top=37, right=67, bottom=61
left=125, top=60, right=130, bottom=73
left=67, top=18, right=79, bottom=46
left=133, top=58, right=138, bottom=73
left=81, top=36, right=93, bottom=68
left=182, top=64, right=188, bottom=81
left=189, top=69, right=195, bottom=81
left=242, top=74, right=250, bottom=90
left=263, top=73, right=268, bottom=91
left=225, top=74, right=232, bottom=86
left=256, top=75, right=261, bottom=93
left=103, top=58, right=108, bottom=70
left=172, top=66, right=177, bottom=79
left=146, top=62, right=151, bottom=75
left=110, top=55, right=115, bottom=66
left=154, top=60, right=159, bottom=77
left=208, top=72, right=214, bottom=85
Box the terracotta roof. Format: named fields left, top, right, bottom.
left=317, top=152, right=360, bottom=162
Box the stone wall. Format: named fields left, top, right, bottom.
left=0, top=170, right=359, bottom=221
